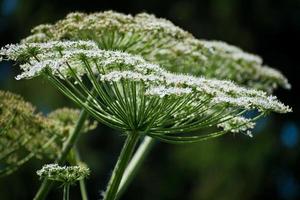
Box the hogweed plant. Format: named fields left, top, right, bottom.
left=0, top=11, right=291, bottom=200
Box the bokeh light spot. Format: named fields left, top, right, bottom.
left=0, top=62, right=12, bottom=82
left=277, top=173, right=300, bottom=200
left=1, top=0, right=18, bottom=16
left=280, top=122, right=299, bottom=148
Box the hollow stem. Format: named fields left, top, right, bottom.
left=63, top=184, right=70, bottom=200
left=116, top=136, right=155, bottom=200
left=103, top=132, right=140, bottom=200
left=33, top=110, right=89, bottom=200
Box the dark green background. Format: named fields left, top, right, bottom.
left=0, top=0, right=299, bottom=199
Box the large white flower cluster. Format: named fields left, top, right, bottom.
left=20, top=11, right=290, bottom=93
left=0, top=40, right=291, bottom=142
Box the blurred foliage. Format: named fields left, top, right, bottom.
left=0, top=0, right=299, bottom=200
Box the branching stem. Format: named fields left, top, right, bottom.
left=116, top=136, right=155, bottom=200
left=103, top=132, right=140, bottom=200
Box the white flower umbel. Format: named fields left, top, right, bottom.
left=37, top=164, right=90, bottom=200
left=16, top=59, right=65, bottom=80
left=152, top=38, right=290, bottom=93
left=217, top=116, right=255, bottom=137
left=145, top=85, right=192, bottom=98
left=0, top=40, right=291, bottom=143
left=20, top=11, right=290, bottom=92
left=201, top=40, right=263, bottom=63
left=0, top=41, right=98, bottom=61
left=37, top=164, right=90, bottom=184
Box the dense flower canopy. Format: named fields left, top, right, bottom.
left=0, top=11, right=291, bottom=144
left=21, top=11, right=290, bottom=93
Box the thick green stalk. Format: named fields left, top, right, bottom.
left=103, top=132, right=140, bottom=200
left=63, top=185, right=70, bottom=200
left=116, top=136, right=155, bottom=200
left=33, top=110, right=89, bottom=200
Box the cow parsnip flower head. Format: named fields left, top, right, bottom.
left=0, top=41, right=291, bottom=143
left=20, top=11, right=290, bottom=93
left=36, top=164, right=90, bottom=184
left=0, top=90, right=96, bottom=176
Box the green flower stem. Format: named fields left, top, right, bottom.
left=33, top=110, right=89, bottom=200
left=103, top=132, right=140, bottom=200
left=33, top=180, right=53, bottom=200
left=74, top=149, right=89, bottom=200
left=116, top=136, right=155, bottom=200
left=67, top=148, right=89, bottom=200
left=63, top=184, right=70, bottom=200
left=79, top=178, right=89, bottom=200
left=58, top=110, right=89, bottom=163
